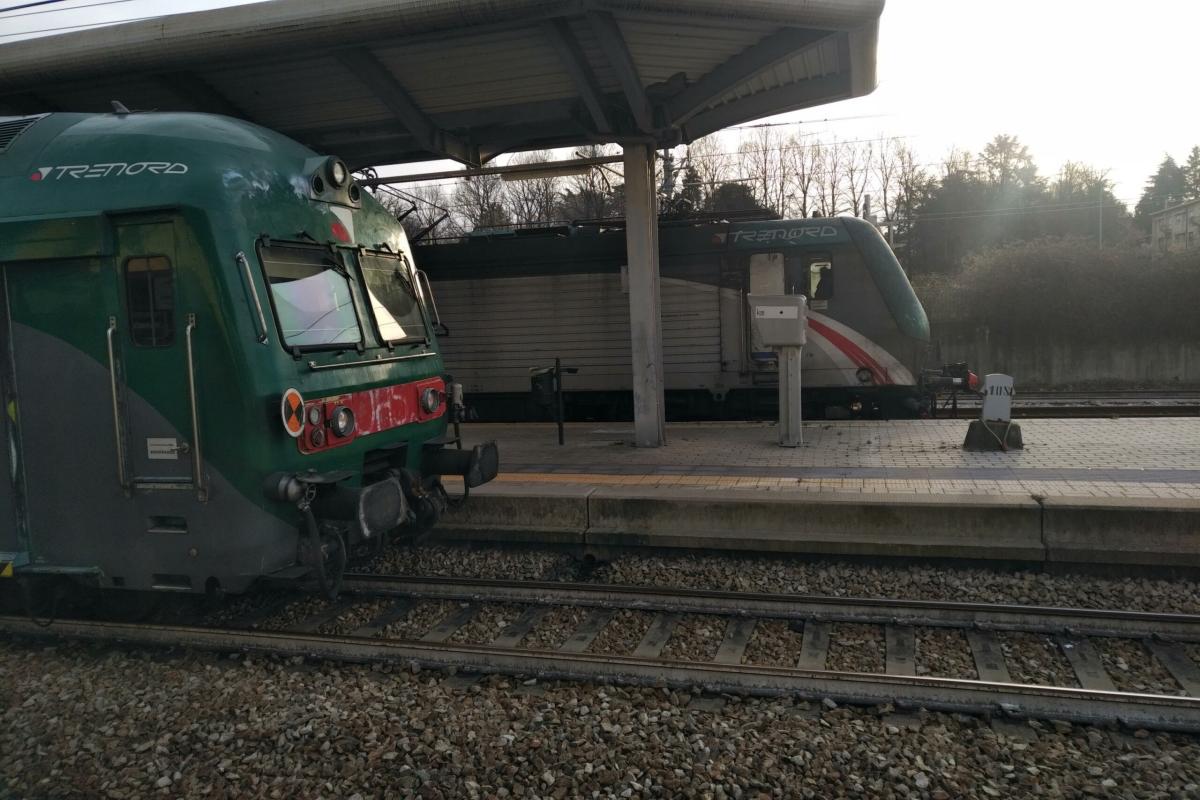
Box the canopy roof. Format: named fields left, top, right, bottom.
left=0, top=0, right=883, bottom=168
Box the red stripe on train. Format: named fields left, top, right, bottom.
left=807, top=318, right=892, bottom=385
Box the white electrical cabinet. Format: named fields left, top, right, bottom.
left=748, top=294, right=808, bottom=347
left=747, top=294, right=807, bottom=446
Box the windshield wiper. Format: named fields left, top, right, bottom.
left=388, top=334, right=429, bottom=349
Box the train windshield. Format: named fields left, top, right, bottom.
left=359, top=251, right=427, bottom=344
left=258, top=243, right=363, bottom=348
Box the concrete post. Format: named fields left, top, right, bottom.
left=622, top=143, right=666, bottom=447
left=778, top=345, right=803, bottom=447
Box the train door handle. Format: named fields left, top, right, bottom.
left=105, top=316, right=130, bottom=494
left=185, top=313, right=207, bottom=502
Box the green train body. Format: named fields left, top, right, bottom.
left=0, top=111, right=497, bottom=595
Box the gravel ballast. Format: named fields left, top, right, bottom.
left=587, top=552, right=1200, bottom=614
left=5, top=642, right=1200, bottom=799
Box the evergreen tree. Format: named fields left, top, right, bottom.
left=1184, top=146, right=1200, bottom=200
left=1134, top=155, right=1187, bottom=229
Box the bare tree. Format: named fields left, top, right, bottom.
left=873, top=137, right=901, bottom=227
left=814, top=138, right=845, bottom=216
left=783, top=135, right=822, bottom=218
left=558, top=144, right=621, bottom=220
left=1054, top=161, right=1112, bottom=200
left=893, top=141, right=931, bottom=245
left=739, top=126, right=787, bottom=215
left=842, top=139, right=874, bottom=217
left=454, top=173, right=511, bottom=231
left=685, top=134, right=731, bottom=208
left=502, top=150, right=561, bottom=226
left=941, top=146, right=973, bottom=178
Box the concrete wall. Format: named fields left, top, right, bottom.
left=933, top=325, right=1200, bottom=389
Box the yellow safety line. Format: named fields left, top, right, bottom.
left=0, top=563, right=12, bottom=578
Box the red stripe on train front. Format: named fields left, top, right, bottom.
left=807, top=318, right=892, bottom=385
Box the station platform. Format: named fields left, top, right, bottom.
left=441, top=419, right=1200, bottom=567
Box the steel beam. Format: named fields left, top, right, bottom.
left=337, top=49, right=480, bottom=167
left=682, top=72, right=851, bottom=140
left=588, top=11, right=653, bottom=133
left=622, top=143, right=666, bottom=447
left=542, top=19, right=612, bottom=134
left=666, top=28, right=833, bottom=125
left=156, top=72, right=250, bottom=119
left=0, top=92, right=59, bottom=115
left=359, top=155, right=623, bottom=186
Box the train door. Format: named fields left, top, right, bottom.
left=3, top=254, right=127, bottom=565
left=112, top=216, right=197, bottom=489
left=0, top=270, right=23, bottom=562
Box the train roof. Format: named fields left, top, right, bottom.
left=418, top=214, right=930, bottom=341
left=0, top=111, right=405, bottom=261
left=0, top=112, right=313, bottom=213
left=418, top=215, right=874, bottom=267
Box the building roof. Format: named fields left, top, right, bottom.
left=0, top=0, right=883, bottom=168
left=1149, top=197, right=1200, bottom=218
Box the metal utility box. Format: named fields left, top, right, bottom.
left=747, top=294, right=807, bottom=447
left=748, top=294, right=807, bottom=347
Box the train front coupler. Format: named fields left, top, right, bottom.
left=264, top=471, right=409, bottom=597
left=402, top=440, right=501, bottom=524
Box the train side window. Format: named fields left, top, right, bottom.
left=809, top=261, right=833, bottom=302
left=125, top=256, right=175, bottom=347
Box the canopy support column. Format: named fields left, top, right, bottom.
left=622, top=143, right=666, bottom=447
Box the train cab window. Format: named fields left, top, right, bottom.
left=258, top=243, right=362, bottom=348
left=359, top=251, right=427, bottom=345
left=809, top=261, right=834, bottom=302
left=125, top=256, right=175, bottom=347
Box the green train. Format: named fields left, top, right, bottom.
left=0, top=110, right=497, bottom=598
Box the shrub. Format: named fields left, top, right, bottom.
left=911, top=237, right=1200, bottom=343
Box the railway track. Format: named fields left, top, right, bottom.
left=933, top=391, right=1200, bottom=419
left=6, top=574, right=1200, bottom=732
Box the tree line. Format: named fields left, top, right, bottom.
left=377, top=131, right=1200, bottom=276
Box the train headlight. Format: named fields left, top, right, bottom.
left=856, top=367, right=874, bottom=384
left=330, top=405, right=355, bottom=438
left=421, top=387, right=443, bottom=414
left=326, top=157, right=349, bottom=188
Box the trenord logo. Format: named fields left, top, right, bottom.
left=729, top=225, right=840, bottom=243
left=30, top=162, right=189, bottom=181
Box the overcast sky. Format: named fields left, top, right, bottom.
left=2, top=0, right=1194, bottom=204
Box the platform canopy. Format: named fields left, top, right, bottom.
left=0, top=0, right=883, bottom=169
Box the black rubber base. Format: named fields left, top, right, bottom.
left=963, top=420, right=1024, bottom=451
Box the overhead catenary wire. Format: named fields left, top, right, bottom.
left=0, top=13, right=160, bottom=37
left=0, top=0, right=137, bottom=18
left=0, top=0, right=70, bottom=13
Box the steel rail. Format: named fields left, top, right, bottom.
left=341, top=574, right=1200, bottom=642
left=4, top=615, right=1200, bottom=733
